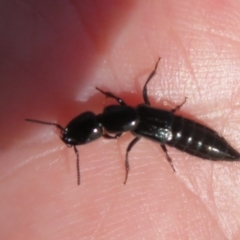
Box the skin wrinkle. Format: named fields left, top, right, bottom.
left=179, top=164, right=222, bottom=226
left=166, top=35, right=202, bottom=102
left=107, top=56, right=122, bottom=90
left=91, top=194, right=115, bottom=239
left=220, top=107, right=235, bottom=138
left=68, top=0, right=94, bottom=45
left=212, top=186, right=228, bottom=239
left=18, top=0, right=58, bottom=36
left=191, top=182, right=224, bottom=237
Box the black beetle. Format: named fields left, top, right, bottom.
left=26, top=58, right=240, bottom=185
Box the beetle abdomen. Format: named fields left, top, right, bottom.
left=168, top=116, right=240, bottom=160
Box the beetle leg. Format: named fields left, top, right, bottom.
left=160, top=143, right=176, bottom=172
left=171, top=97, right=187, bottom=113
left=142, top=57, right=161, bottom=105
left=96, top=87, right=126, bottom=105
left=124, top=137, right=141, bottom=184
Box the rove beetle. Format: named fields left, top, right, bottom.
left=26, top=58, right=240, bottom=185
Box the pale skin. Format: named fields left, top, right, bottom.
left=1, top=0, right=240, bottom=239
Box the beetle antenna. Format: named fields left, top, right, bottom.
left=73, top=146, right=80, bottom=185
left=25, top=118, right=64, bottom=131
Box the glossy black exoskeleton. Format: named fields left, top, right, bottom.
left=26, top=58, right=240, bottom=185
